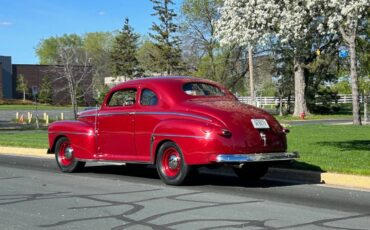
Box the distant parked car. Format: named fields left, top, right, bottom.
left=48, top=76, right=298, bottom=185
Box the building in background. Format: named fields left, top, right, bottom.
left=0, top=55, right=94, bottom=105
left=0, top=56, right=13, bottom=99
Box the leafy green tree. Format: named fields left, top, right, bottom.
left=181, top=0, right=223, bottom=78
left=16, top=74, right=28, bottom=101
left=150, top=0, right=182, bottom=75
left=84, top=32, right=114, bottom=88
left=137, top=39, right=166, bottom=75
left=36, top=32, right=114, bottom=89
left=38, top=76, right=52, bottom=104
left=111, top=18, right=142, bottom=80
left=180, top=0, right=248, bottom=90
left=97, top=84, right=110, bottom=104
left=35, top=34, right=83, bottom=64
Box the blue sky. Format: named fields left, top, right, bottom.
left=0, top=0, right=182, bottom=64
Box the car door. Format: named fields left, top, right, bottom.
left=134, top=88, right=161, bottom=162
left=97, top=88, right=137, bottom=161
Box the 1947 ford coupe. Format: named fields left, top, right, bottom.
left=48, top=76, right=298, bottom=185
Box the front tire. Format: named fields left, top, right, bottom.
left=156, top=142, right=191, bottom=185
left=233, top=163, right=268, bottom=181
left=55, top=137, right=85, bottom=173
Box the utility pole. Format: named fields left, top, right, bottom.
left=248, top=45, right=255, bottom=105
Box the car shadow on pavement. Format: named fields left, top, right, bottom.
left=78, top=164, right=313, bottom=188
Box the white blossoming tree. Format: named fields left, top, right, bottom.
left=312, top=0, right=369, bottom=125
left=216, top=0, right=279, bottom=105
left=216, top=0, right=333, bottom=116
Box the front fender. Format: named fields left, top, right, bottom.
left=152, top=119, right=233, bottom=165
left=48, top=120, right=96, bottom=160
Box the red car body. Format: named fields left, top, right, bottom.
left=48, top=76, right=298, bottom=185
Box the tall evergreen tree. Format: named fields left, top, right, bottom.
left=149, top=0, right=181, bottom=75
left=111, top=18, right=142, bottom=81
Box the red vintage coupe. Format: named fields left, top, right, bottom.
left=48, top=76, right=298, bottom=185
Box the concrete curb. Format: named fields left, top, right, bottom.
left=267, top=168, right=370, bottom=191
left=0, top=146, right=53, bottom=158
left=0, top=146, right=369, bottom=191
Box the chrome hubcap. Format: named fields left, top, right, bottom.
left=168, top=155, right=179, bottom=169
left=64, top=147, right=74, bottom=160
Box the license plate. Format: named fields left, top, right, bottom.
left=251, top=119, right=269, bottom=129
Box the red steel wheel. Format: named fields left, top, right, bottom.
left=161, top=146, right=181, bottom=177
left=156, top=141, right=192, bottom=185
left=55, top=137, right=85, bottom=173
left=58, top=141, right=74, bottom=167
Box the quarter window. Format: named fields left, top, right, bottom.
left=107, top=89, right=137, bottom=107
left=140, top=89, right=158, bottom=106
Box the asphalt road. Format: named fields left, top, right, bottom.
left=0, top=154, right=369, bottom=230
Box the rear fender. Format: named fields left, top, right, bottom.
left=151, top=119, right=232, bottom=165
left=48, top=120, right=97, bottom=160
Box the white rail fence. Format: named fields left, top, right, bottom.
left=237, top=94, right=361, bottom=107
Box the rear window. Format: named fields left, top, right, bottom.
left=183, top=83, right=225, bottom=96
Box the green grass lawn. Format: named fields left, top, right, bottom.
left=0, top=130, right=48, bottom=148
left=288, top=125, right=370, bottom=176
left=0, top=124, right=369, bottom=176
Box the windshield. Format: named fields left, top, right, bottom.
left=183, top=82, right=225, bottom=97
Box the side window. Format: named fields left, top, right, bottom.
left=140, top=89, right=158, bottom=106
left=107, top=89, right=137, bottom=107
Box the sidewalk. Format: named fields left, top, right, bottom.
left=0, top=146, right=369, bottom=191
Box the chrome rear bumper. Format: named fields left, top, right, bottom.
left=215, top=152, right=299, bottom=163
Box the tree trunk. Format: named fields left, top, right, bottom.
left=248, top=45, right=255, bottom=105
left=279, top=95, right=283, bottom=116
left=349, top=40, right=362, bottom=125
left=339, top=25, right=361, bottom=125
left=293, top=59, right=309, bottom=116
left=287, top=93, right=292, bottom=114
left=23, top=90, right=26, bottom=101
left=364, top=90, right=368, bottom=124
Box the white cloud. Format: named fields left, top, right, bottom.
left=98, top=11, right=106, bottom=16
left=0, top=21, right=13, bottom=27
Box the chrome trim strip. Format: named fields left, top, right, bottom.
left=75, top=158, right=150, bottom=164
left=48, top=131, right=96, bottom=136
left=78, top=114, right=96, bottom=118
left=98, top=111, right=133, bottom=117
left=80, top=111, right=211, bottom=121
left=215, top=152, right=299, bottom=163
left=136, top=111, right=211, bottom=121
left=153, top=133, right=206, bottom=139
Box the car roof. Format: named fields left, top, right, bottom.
left=114, top=76, right=215, bottom=87
left=106, top=76, right=231, bottom=106
left=110, top=76, right=222, bottom=92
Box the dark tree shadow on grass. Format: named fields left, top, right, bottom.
left=316, top=140, right=370, bottom=152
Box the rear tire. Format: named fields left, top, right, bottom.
left=156, top=142, right=191, bottom=185
left=233, top=163, right=268, bottom=181
left=55, top=137, right=85, bottom=173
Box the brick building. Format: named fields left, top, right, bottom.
left=0, top=56, right=94, bottom=105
